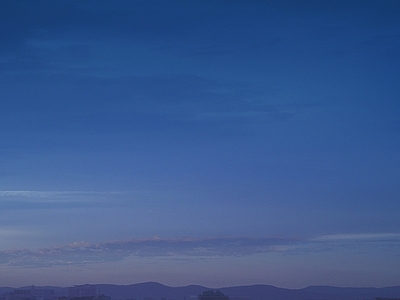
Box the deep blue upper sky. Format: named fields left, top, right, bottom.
left=1, top=0, right=400, bottom=289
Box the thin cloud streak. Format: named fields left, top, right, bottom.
left=0, top=236, right=299, bottom=267
left=0, top=190, right=136, bottom=202
left=2, top=233, right=399, bottom=268
left=0, top=191, right=140, bottom=211
left=314, top=233, right=400, bottom=241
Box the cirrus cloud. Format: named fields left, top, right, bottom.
left=2, top=233, right=400, bottom=268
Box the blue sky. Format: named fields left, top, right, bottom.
left=1, top=0, right=400, bottom=289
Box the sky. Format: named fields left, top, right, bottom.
left=1, top=0, right=400, bottom=289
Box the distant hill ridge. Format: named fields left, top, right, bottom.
left=2, top=282, right=400, bottom=300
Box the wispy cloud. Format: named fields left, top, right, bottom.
left=0, top=190, right=135, bottom=202
left=313, top=233, right=400, bottom=241
left=2, top=233, right=399, bottom=268
left=0, top=190, right=139, bottom=211
left=0, top=236, right=301, bottom=268
left=0, top=190, right=131, bottom=197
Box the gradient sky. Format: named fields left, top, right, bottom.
left=1, top=0, right=400, bottom=289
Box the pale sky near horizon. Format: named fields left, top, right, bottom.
left=1, top=0, right=400, bottom=289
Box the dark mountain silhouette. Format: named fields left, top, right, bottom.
left=0, top=287, right=14, bottom=296
left=97, top=282, right=206, bottom=300
left=301, top=285, right=400, bottom=300
left=0, top=286, right=66, bottom=296
left=2, top=282, right=400, bottom=300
